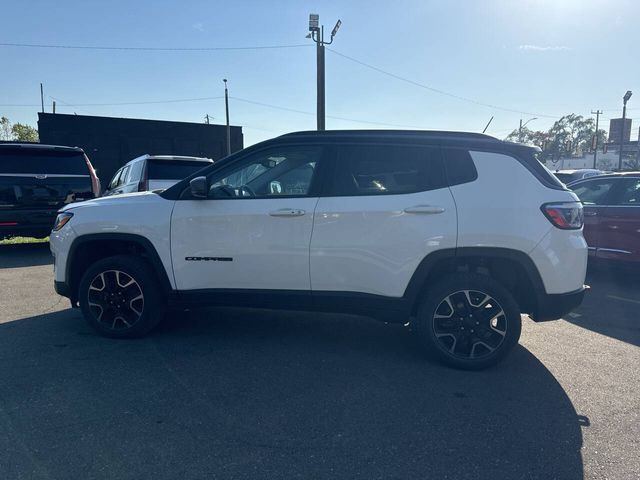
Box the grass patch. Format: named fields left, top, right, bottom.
left=0, top=236, right=49, bottom=245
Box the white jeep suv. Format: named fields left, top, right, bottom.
left=50, top=130, right=587, bottom=369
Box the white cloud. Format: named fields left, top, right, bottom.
left=193, top=22, right=205, bottom=32
left=519, top=44, right=571, bottom=52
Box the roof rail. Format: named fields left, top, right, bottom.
left=279, top=129, right=499, bottom=141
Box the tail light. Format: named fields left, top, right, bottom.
left=84, top=155, right=101, bottom=197
left=541, top=202, right=584, bottom=230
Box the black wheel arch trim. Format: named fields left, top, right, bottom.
left=403, top=247, right=548, bottom=315
left=63, top=233, right=173, bottom=303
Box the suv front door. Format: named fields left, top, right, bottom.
left=171, top=145, right=326, bottom=291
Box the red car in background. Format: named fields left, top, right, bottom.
left=569, top=172, right=640, bottom=264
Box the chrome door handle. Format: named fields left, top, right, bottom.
left=584, top=211, right=598, bottom=217
left=269, top=208, right=306, bottom=217
left=404, top=205, right=446, bottom=214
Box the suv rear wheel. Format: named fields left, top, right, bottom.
left=415, top=273, right=521, bottom=370
left=78, top=255, right=166, bottom=338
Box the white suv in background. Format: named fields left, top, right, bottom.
left=103, top=154, right=213, bottom=196
left=50, top=130, right=587, bottom=369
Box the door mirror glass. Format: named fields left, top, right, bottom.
left=190, top=176, right=208, bottom=199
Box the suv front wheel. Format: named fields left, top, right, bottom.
left=78, top=255, right=166, bottom=338
left=415, top=273, right=522, bottom=370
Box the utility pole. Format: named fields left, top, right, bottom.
left=308, top=14, right=341, bottom=131
left=591, top=109, right=602, bottom=169
left=618, top=91, right=632, bottom=171
left=40, top=83, right=44, bottom=113
left=52, top=101, right=56, bottom=114
left=223, top=79, right=231, bottom=156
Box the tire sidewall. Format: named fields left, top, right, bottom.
left=416, top=273, right=522, bottom=370
left=78, top=255, right=165, bottom=338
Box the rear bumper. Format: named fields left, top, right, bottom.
left=531, top=285, right=588, bottom=322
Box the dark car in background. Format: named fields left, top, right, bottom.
left=0, top=143, right=100, bottom=239
left=554, top=168, right=604, bottom=184
left=569, top=172, right=640, bottom=264
left=103, top=154, right=213, bottom=196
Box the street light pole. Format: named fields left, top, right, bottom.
left=308, top=14, right=341, bottom=131
left=591, top=109, right=602, bottom=169
left=518, top=117, right=537, bottom=143
left=223, top=79, right=231, bottom=156
left=618, top=90, right=632, bottom=171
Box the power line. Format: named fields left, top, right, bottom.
left=326, top=48, right=561, bottom=119
left=230, top=96, right=432, bottom=129
left=0, top=96, right=224, bottom=107
left=0, top=42, right=311, bottom=51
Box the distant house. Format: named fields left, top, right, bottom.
left=38, top=113, right=243, bottom=186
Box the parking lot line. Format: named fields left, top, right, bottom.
left=606, top=294, right=640, bottom=305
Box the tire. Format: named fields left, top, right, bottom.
left=78, top=255, right=166, bottom=338
left=414, top=273, right=522, bottom=370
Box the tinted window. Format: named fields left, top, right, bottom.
left=207, top=146, right=322, bottom=198
left=614, top=179, right=640, bottom=205
left=127, top=161, right=144, bottom=183
left=443, top=148, right=478, bottom=186
left=572, top=179, right=617, bottom=205
left=331, top=144, right=445, bottom=196
left=0, top=148, right=88, bottom=175
left=147, top=160, right=209, bottom=180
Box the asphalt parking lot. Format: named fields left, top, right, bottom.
left=0, top=243, right=638, bottom=480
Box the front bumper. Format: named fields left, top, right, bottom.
left=530, top=285, right=588, bottom=322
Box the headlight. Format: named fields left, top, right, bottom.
left=53, top=212, right=73, bottom=231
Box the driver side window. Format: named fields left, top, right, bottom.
left=207, top=146, right=322, bottom=199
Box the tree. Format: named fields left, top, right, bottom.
left=0, top=117, right=11, bottom=140
left=11, top=123, right=39, bottom=142
left=545, top=114, right=594, bottom=160
left=0, top=116, right=39, bottom=142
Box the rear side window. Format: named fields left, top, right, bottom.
left=127, top=161, right=144, bottom=183
left=147, top=160, right=209, bottom=180
left=330, top=144, right=446, bottom=196
left=613, top=179, right=640, bottom=205
left=0, top=148, right=88, bottom=175
left=442, top=148, right=477, bottom=186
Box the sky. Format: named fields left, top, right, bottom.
left=1, top=0, right=639, bottom=147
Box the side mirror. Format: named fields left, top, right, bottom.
left=190, top=176, right=208, bottom=199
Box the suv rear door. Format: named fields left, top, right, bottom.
left=571, top=177, right=621, bottom=257
left=309, top=143, right=456, bottom=297
left=0, top=146, right=95, bottom=235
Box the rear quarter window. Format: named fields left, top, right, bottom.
left=147, top=160, right=210, bottom=180
left=442, top=148, right=478, bottom=186
left=0, top=148, right=88, bottom=175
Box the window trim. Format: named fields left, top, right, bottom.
left=321, top=142, right=448, bottom=198
left=178, top=142, right=330, bottom=200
